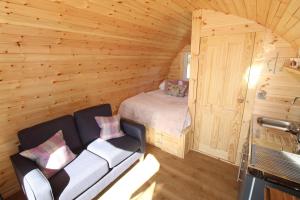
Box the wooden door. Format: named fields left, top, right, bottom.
left=193, top=33, right=255, bottom=163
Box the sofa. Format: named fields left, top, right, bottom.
left=10, top=104, right=146, bottom=200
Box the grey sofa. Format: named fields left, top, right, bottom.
left=10, top=104, right=145, bottom=200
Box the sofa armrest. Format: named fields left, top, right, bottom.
left=10, top=154, right=53, bottom=200
left=120, top=118, right=146, bottom=153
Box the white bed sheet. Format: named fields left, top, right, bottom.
left=118, top=90, right=191, bottom=137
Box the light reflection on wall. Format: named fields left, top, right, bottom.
left=244, top=62, right=264, bottom=89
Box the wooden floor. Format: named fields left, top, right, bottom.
left=8, top=145, right=239, bottom=200
left=131, top=145, right=240, bottom=200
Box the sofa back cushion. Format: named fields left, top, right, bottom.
left=74, top=104, right=112, bottom=146
left=18, top=115, right=83, bottom=153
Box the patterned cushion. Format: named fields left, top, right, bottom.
left=165, top=80, right=188, bottom=97
left=159, top=80, right=166, bottom=90
left=178, top=80, right=189, bottom=96
left=95, top=115, right=125, bottom=140
left=20, top=130, right=76, bottom=178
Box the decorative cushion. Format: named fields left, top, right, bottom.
left=159, top=80, right=166, bottom=90
left=178, top=80, right=189, bottom=96
left=74, top=104, right=112, bottom=146
left=20, top=130, right=76, bottom=178
left=165, top=80, right=188, bottom=97
left=95, top=115, right=125, bottom=140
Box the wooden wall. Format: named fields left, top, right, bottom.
left=189, top=9, right=299, bottom=165
left=167, top=45, right=190, bottom=80
left=237, top=30, right=299, bottom=166
left=252, top=32, right=300, bottom=121
left=0, top=0, right=191, bottom=198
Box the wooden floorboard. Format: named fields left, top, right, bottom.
left=131, top=145, right=240, bottom=200
left=7, top=145, right=239, bottom=200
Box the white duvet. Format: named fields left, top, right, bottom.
left=118, top=90, right=191, bottom=137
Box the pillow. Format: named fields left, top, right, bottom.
left=164, top=80, right=189, bottom=96
left=95, top=114, right=125, bottom=140
left=20, top=130, right=76, bottom=178
left=159, top=80, right=166, bottom=90
left=165, top=81, right=187, bottom=97
left=178, top=80, right=189, bottom=96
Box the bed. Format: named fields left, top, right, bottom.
left=118, top=89, right=191, bottom=158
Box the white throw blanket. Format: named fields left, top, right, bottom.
left=118, top=90, right=191, bottom=137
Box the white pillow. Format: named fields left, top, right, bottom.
left=159, top=80, right=165, bottom=90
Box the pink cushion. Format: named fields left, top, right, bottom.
left=165, top=80, right=189, bottom=97
left=20, top=130, right=76, bottom=178
left=95, top=115, right=125, bottom=140
left=178, top=80, right=189, bottom=96
left=165, top=80, right=188, bottom=97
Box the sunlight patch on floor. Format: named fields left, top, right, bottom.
left=130, top=182, right=156, bottom=200
left=98, top=154, right=160, bottom=200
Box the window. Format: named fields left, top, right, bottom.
left=183, top=52, right=191, bottom=80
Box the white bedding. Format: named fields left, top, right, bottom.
left=118, top=90, right=191, bottom=137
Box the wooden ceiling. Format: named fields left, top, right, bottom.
left=38, top=0, right=300, bottom=48
left=187, top=0, right=300, bottom=48
left=1, top=0, right=299, bottom=59
left=0, top=0, right=192, bottom=55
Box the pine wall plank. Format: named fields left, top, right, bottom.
left=167, top=45, right=191, bottom=80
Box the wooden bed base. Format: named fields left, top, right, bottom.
left=145, top=126, right=191, bottom=158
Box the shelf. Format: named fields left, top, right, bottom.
left=284, top=66, right=300, bottom=75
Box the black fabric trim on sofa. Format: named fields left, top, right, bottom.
left=120, top=118, right=146, bottom=153
left=10, top=153, right=39, bottom=190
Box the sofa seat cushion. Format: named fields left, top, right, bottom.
left=87, top=135, right=140, bottom=168
left=49, top=150, right=108, bottom=200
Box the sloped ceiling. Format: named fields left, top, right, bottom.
left=47, top=0, right=300, bottom=48
left=0, top=0, right=193, bottom=55
left=1, top=0, right=299, bottom=62
left=187, top=0, right=300, bottom=48
left=46, top=0, right=300, bottom=48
